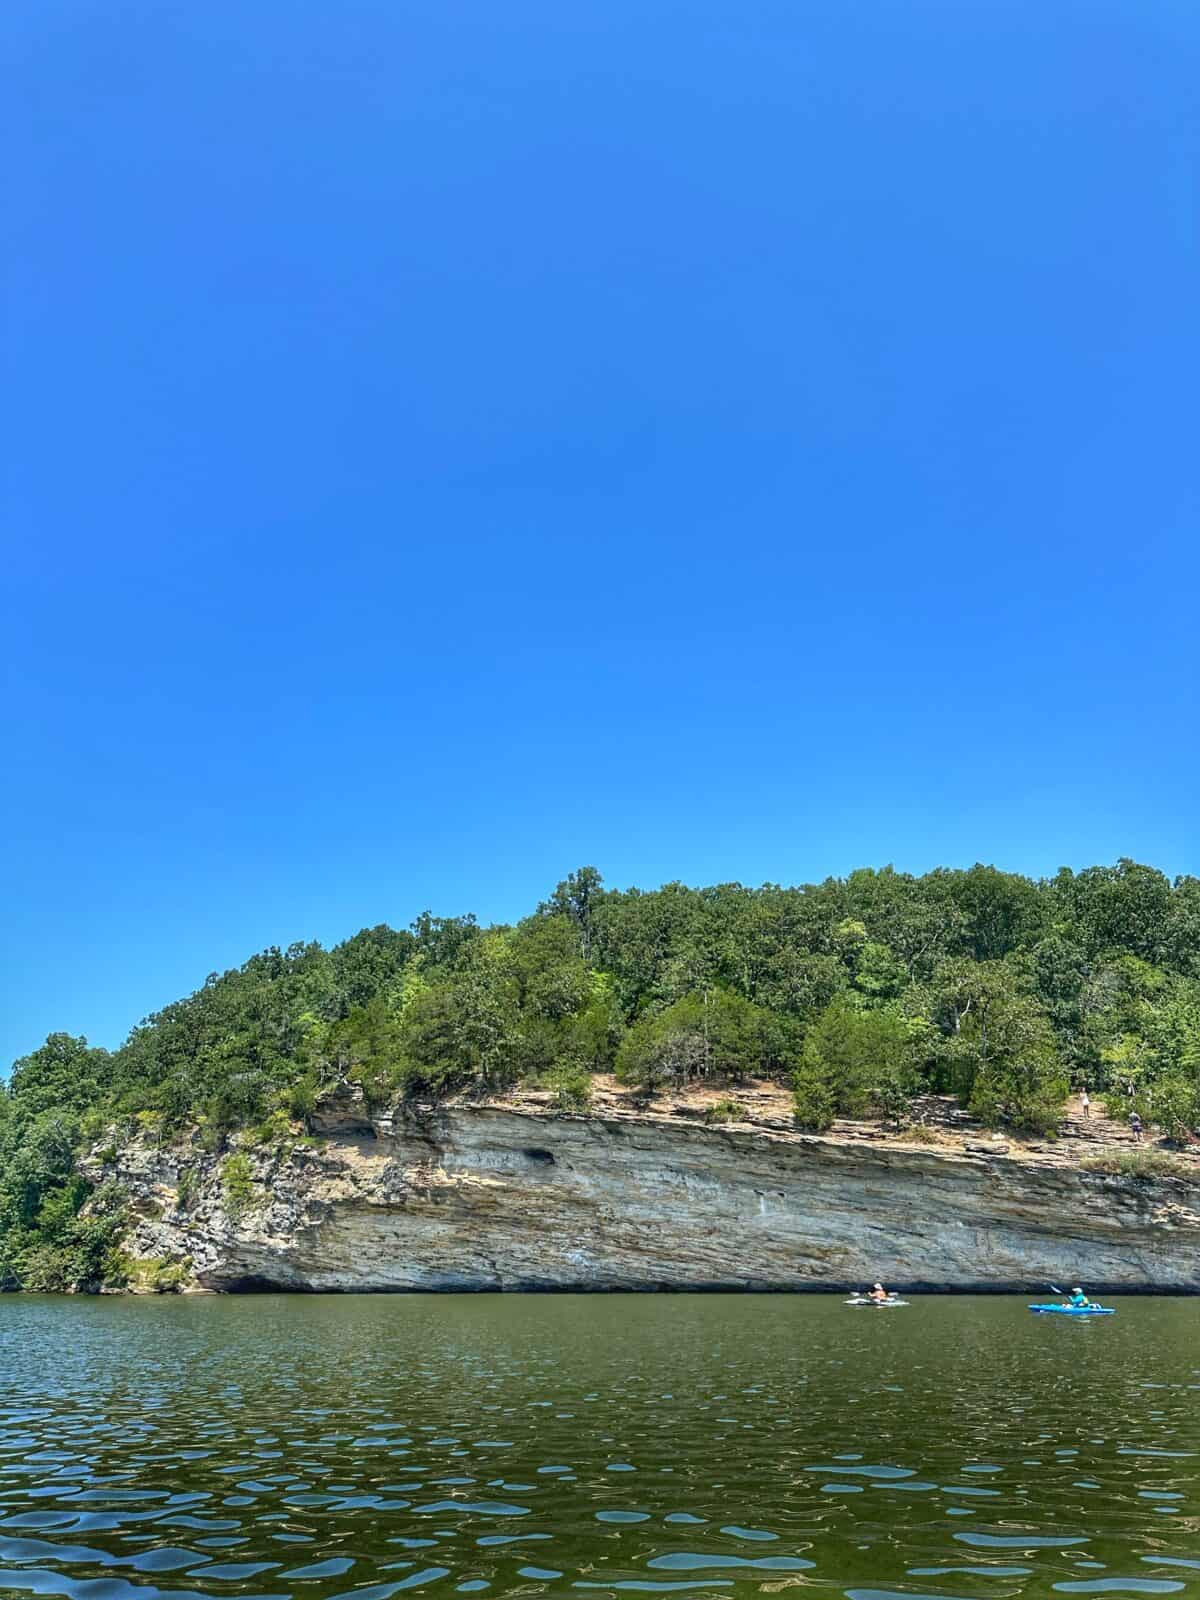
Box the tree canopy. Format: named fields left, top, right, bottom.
left=4, top=859, right=1200, bottom=1290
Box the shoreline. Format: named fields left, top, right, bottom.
left=12, top=1282, right=1199, bottom=1298
left=62, top=1084, right=1200, bottom=1298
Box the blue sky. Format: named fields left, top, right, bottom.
left=4, top=0, right=1197, bottom=1068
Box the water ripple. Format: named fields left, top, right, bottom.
left=1, top=1295, right=1196, bottom=1600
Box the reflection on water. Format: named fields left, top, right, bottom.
left=2, top=1294, right=1197, bottom=1600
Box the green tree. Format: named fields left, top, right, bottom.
left=941, top=864, right=1047, bottom=963
left=398, top=934, right=520, bottom=1094
left=1052, top=859, right=1172, bottom=965
left=8, top=1034, right=112, bottom=1118
left=1145, top=1075, right=1200, bottom=1143
left=928, top=961, right=1066, bottom=1132
left=791, top=996, right=924, bottom=1130
left=318, top=995, right=406, bottom=1106
left=615, top=989, right=775, bottom=1096
left=543, top=867, right=604, bottom=962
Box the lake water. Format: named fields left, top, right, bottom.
left=3, top=1294, right=1198, bottom=1600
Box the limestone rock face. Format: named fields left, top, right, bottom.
left=96, top=1106, right=1200, bottom=1293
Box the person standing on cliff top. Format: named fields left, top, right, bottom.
left=1080, top=1087, right=1090, bottom=1117
left=1130, top=1110, right=1143, bottom=1143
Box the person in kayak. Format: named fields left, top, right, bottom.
left=1067, top=1286, right=1091, bottom=1308
left=868, top=1282, right=890, bottom=1303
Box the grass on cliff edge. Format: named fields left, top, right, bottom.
left=1080, top=1148, right=1192, bottom=1179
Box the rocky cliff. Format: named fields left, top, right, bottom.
left=86, top=1091, right=1200, bottom=1293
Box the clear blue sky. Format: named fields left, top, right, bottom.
left=4, top=0, right=1197, bottom=1069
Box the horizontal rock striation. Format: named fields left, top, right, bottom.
left=91, top=1101, right=1200, bottom=1294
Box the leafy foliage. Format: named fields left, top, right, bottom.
left=1080, top=1148, right=1190, bottom=1179
left=792, top=996, right=926, bottom=1129
left=705, top=1097, right=748, bottom=1125
left=220, top=1153, right=257, bottom=1220
left=4, top=858, right=1200, bottom=1289
left=616, top=988, right=778, bottom=1096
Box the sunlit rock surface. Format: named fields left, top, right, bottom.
left=92, top=1102, right=1200, bottom=1293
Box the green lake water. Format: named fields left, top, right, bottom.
left=3, top=1294, right=1198, bottom=1600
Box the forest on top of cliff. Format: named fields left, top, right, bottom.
left=4, top=860, right=1200, bottom=1290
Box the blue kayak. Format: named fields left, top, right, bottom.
left=1028, top=1303, right=1115, bottom=1316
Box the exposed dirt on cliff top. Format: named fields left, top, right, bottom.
left=460, top=1078, right=1200, bottom=1174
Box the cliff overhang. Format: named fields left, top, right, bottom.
left=82, top=1097, right=1200, bottom=1295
